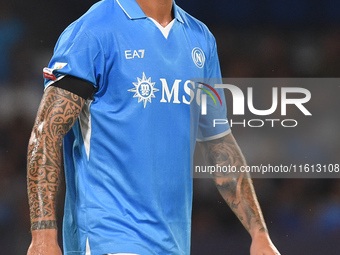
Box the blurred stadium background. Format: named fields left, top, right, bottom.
left=0, top=0, right=339, bottom=254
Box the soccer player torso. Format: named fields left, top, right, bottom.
left=44, top=0, right=227, bottom=254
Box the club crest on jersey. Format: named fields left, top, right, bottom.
left=128, top=73, right=159, bottom=108
left=192, top=47, right=205, bottom=69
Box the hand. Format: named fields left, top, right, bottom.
left=27, top=229, right=62, bottom=255
left=27, top=243, right=62, bottom=255
left=250, top=233, right=280, bottom=255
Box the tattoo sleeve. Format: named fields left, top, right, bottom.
left=27, top=86, right=84, bottom=231
left=200, top=133, right=267, bottom=236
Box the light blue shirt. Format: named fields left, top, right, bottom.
left=44, top=0, right=230, bottom=254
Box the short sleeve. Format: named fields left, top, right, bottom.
left=196, top=37, right=231, bottom=142
left=43, top=23, right=105, bottom=90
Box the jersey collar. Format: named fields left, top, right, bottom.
left=116, top=0, right=184, bottom=23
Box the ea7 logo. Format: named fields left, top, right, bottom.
left=125, top=49, right=145, bottom=59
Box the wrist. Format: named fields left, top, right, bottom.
left=31, top=228, right=58, bottom=243
left=250, top=228, right=270, bottom=240
left=31, top=220, right=58, bottom=231
left=30, top=220, right=58, bottom=244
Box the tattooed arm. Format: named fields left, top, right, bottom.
left=27, top=86, right=85, bottom=255
left=200, top=133, right=280, bottom=255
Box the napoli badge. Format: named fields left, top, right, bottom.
left=192, top=47, right=205, bottom=68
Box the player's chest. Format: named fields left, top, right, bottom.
left=109, top=22, right=206, bottom=79
left=98, top=23, right=208, bottom=110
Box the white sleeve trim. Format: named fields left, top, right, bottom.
left=44, top=74, right=67, bottom=91
left=79, top=99, right=93, bottom=160
left=196, top=129, right=232, bottom=142
left=86, top=237, right=91, bottom=255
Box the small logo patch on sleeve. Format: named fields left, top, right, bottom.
left=53, top=62, right=68, bottom=70
left=43, top=67, right=57, bottom=80
left=43, top=62, right=68, bottom=80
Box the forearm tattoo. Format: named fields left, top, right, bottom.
left=27, top=86, right=84, bottom=230
left=203, top=134, right=267, bottom=234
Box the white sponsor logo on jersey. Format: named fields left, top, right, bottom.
left=128, top=73, right=208, bottom=109
left=128, top=72, right=159, bottom=108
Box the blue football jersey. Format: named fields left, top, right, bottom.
left=43, top=0, right=230, bottom=254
